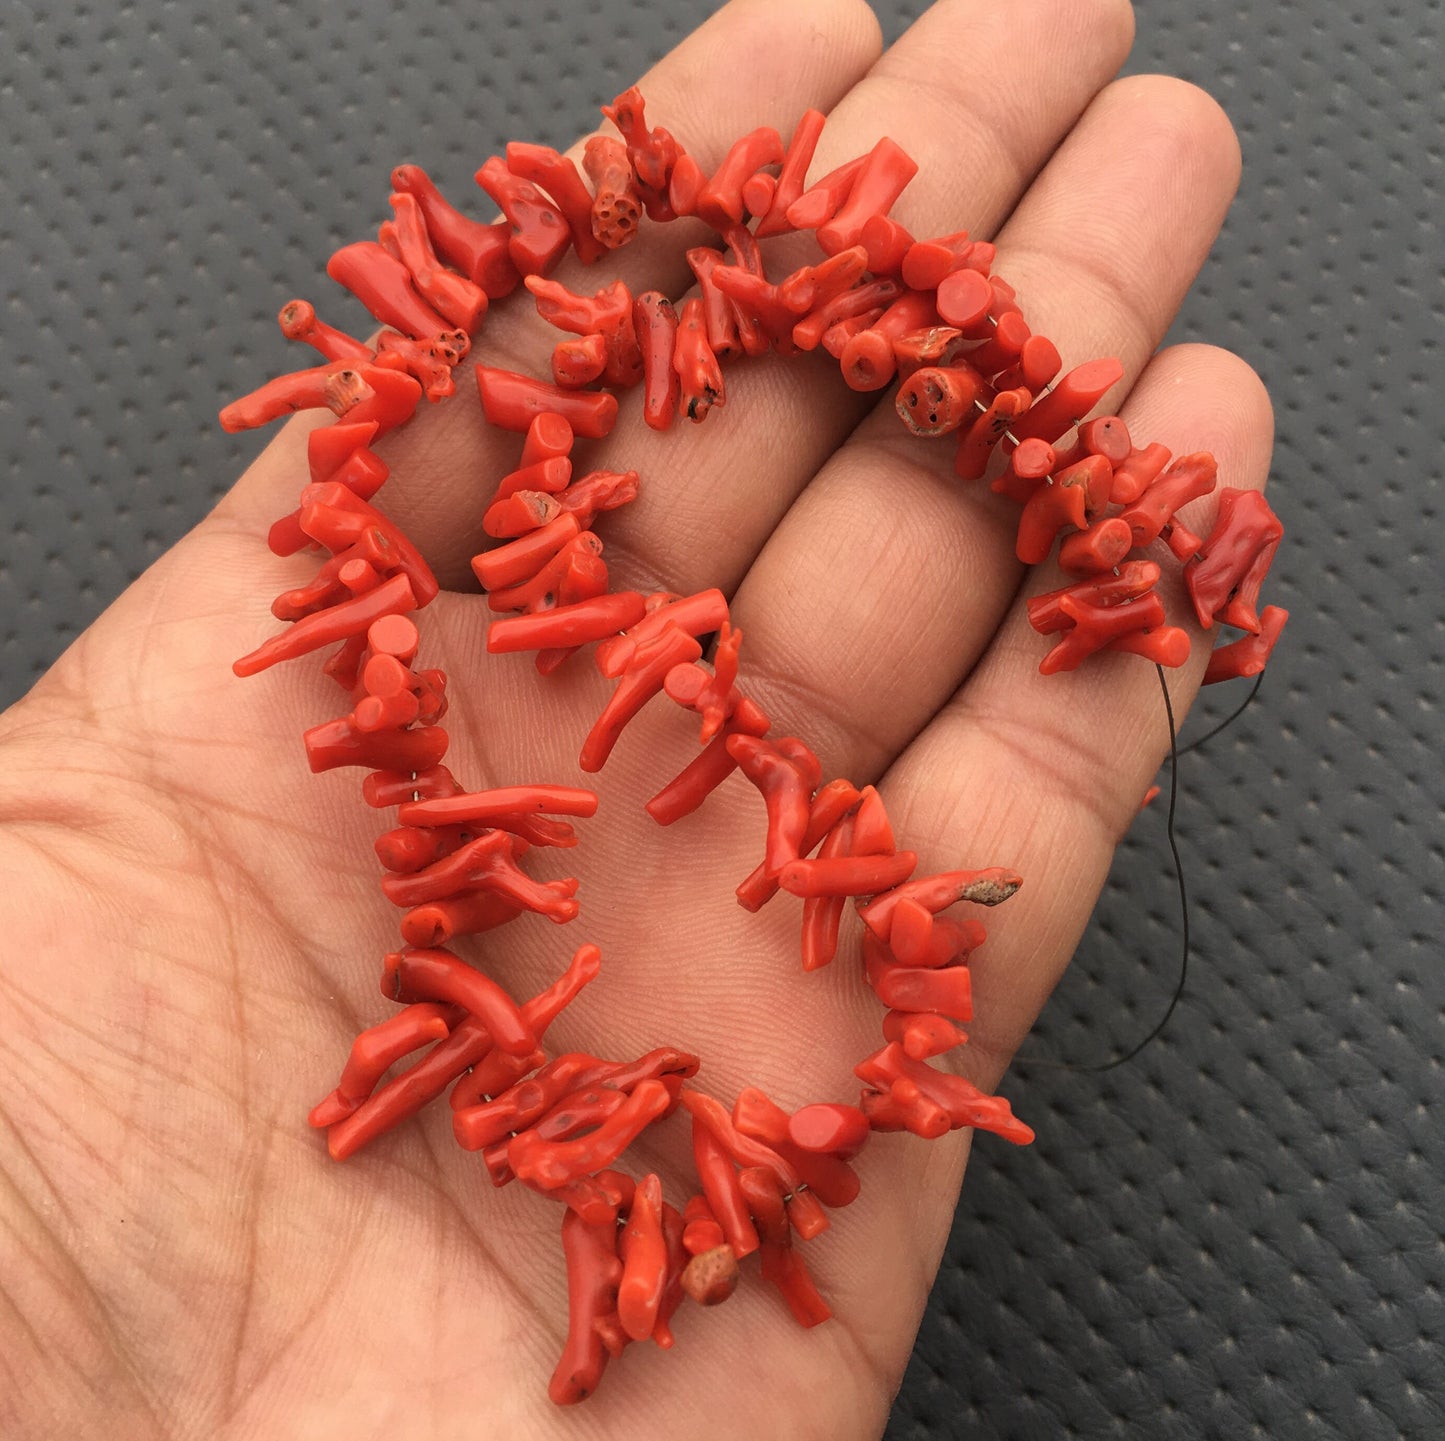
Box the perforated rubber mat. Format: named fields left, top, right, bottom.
left=2, top=2, right=1441, bottom=1438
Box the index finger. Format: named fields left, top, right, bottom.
left=210, top=0, right=885, bottom=580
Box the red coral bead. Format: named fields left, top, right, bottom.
left=787, top=1103, right=870, bottom=1159
left=1038, top=591, right=1168, bottom=674
left=1009, top=356, right=1125, bottom=445
left=901, top=230, right=973, bottom=291
left=278, top=298, right=373, bottom=363
left=672, top=297, right=726, bottom=422
left=550, top=1209, right=623, bottom=1405
left=1185, top=486, right=1284, bottom=632
left=1108, top=440, right=1173, bottom=506
left=384, top=192, right=489, bottom=334
left=488, top=592, right=648, bottom=653
left=894, top=362, right=987, bottom=438
left=602, top=86, right=683, bottom=213
left=308, top=1002, right=457, bottom=1128
left=954, top=386, right=1032, bottom=481
left=815, top=137, right=918, bottom=253
left=1015, top=472, right=1090, bottom=565
left=1203, top=605, right=1288, bottom=683
left=1027, top=561, right=1161, bottom=635
left=390, top=164, right=521, bottom=297
left=754, top=107, right=826, bottom=238
left=860, top=213, right=916, bottom=275
left=1059, top=516, right=1134, bottom=575
left=933, top=265, right=993, bottom=330
left=779, top=850, right=918, bottom=898
left=617, top=1173, right=669, bottom=1343
left=695, top=125, right=784, bottom=229
left=475, top=155, right=573, bottom=275
left=505, top=141, right=607, bottom=266
left=785, top=153, right=867, bottom=232
left=234, top=573, right=419, bottom=679
left=326, top=240, right=455, bottom=341
left=476, top=365, right=619, bottom=438
left=384, top=947, right=537, bottom=1057
left=220, top=360, right=373, bottom=433
left=644, top=697, right=772, bottom=827
left=633, top=289, right=681, bottom=430
left=1118, top=452, right=1219, bottom=549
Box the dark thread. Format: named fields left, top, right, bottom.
left=1015, top=663, right=1188, bottom=1074
left=1178, top=670, right=1264, bottom=757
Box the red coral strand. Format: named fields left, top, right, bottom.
left=220, top=79, right=1284, bottom=1409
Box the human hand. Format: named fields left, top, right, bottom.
left=0, top=0, right=1271, bottom=1436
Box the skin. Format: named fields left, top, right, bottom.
left=0, top=1, right=1274, bottom=1437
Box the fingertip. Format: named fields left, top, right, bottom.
left=1078, top=0, right=1138, bottom=72
left=796, top=0, right=885, bottom=69
left=681, top=0, right=884, bottom=139
left=1199, top=344, right=1275, bottom=467
left=1133, top=343, right=1276, bottom=492
left=1115, top=0, right=1139, bottom=55
left=1105, top=72, right=1243, bottom=202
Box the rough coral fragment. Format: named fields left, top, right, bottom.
left=855, top=1044, right=1034, bottom=1144
left=383, top=191, right=489, bottom=333
left=602, top=85, right=684, bottom=216
left=391, top=163, right=521, bottom=296
left=1203, top=605, right=1288, bottom=684
left=583, top=135, right=644, bottom=249
left=526, top=274, right=643, bottom=388
left=322, top=944, right=600, bottom=1161
left=1186, top=487, right=1285, bottom=633
left=379, top=830, right=581, bottom=921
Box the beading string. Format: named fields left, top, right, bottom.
left=1014, top=664, right=1189, bottom=1074
left=1178, top=670, right=1265, bottom=758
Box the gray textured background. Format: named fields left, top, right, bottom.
left=2, top=1, right=1442, bottom=1437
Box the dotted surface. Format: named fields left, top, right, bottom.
left=2, top=3, right=1442, bottom=1438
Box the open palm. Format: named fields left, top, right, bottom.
left=0, top=1, right=1272, bottom=1437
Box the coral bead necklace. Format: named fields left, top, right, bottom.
left=220, top=87, right=1287, bottom=1403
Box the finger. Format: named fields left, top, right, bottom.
left=727, top=74, right=1242, bottom=782
left=210, top=0, right=885, bottom=576
left=891, top=342, right=1276, bottom=1081
left=761, top=344, right=1275, bottom=1391
left=596, top=0, right=1139, bottom=597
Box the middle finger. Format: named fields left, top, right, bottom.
left=592, top=0, right=1139, bottom=597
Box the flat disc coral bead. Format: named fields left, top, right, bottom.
left=934, top=266, right=993, bottom=329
